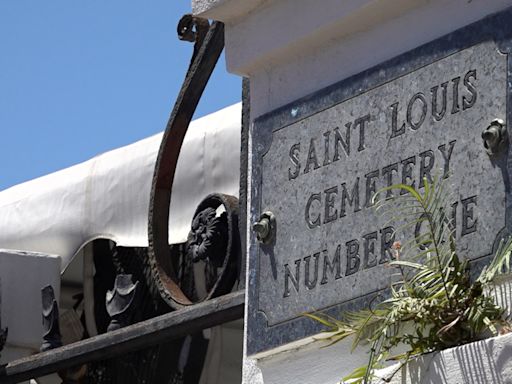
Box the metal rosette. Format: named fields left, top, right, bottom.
left=149, top=192, right=240, bottom=309
left=187, top=193, right=240, bottom=301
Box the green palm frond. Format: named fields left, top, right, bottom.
left=306, top=176, right=512, bottom=384
left=478, top=237, right=512, bottom=285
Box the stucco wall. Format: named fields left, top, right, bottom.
left=0, top=250, right=60, bottom=360
left=196, top=0, right=512, bottom=118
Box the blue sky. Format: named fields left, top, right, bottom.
left=0, top=1, right=241, bottom=191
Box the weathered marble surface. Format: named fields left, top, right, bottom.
left=248, top=7, right=512, bottom=354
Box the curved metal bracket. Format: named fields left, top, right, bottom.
left=148, top=18, right=226, bottom=309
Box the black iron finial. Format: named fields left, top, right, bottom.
left=41, top=285, right=62, bottom=352
left=106, top=274, right=139, bottom=331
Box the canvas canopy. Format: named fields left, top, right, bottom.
left=0, top=103, right=241, bottom=272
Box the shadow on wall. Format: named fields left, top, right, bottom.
left=398, top=333, right=512, bottom=384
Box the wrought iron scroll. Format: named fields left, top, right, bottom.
left=147, top=17, right=227, bottom=309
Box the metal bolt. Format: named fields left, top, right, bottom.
left=253, top=219, right=270, bottom=239
left=482, top=118, right=507, bottom=156
left=253, top=211, right=276, bottom=244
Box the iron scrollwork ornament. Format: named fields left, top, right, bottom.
left=188, top=207, right=228, bottom=268
left=185, top=193, right=240, bottom=300
left=106, top=274, right=140, bottom=331
left=41, top=285, right=62, bottom=352
left=177, top=14, right=210, bottom=63
left=147, top=14, right=232, bottom=309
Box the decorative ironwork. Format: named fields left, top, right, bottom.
left=188, top=207, right=227, bottom=267
left=106, top=275, right=140, bottom=331
left=0, top=291, right=243, bottom=383
left=177, top=14, right=210, bottom=63
left=41, top=285, right=62, bottom=352
left=190, top=194, right=239, bottom=297
left=147, top=17, right=233, bottom=309
left=87, top=244, right=172, bottom=384
left=0, top=11, right=244, bottom=384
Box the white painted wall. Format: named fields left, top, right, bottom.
left=382, top=332, right=512, bottom=384
left=192, top=0, right=512, bottom=383
left=0, top=250, right=61, bottom=362
left=197, top=0, right=512, bottom=118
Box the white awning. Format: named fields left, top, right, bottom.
left=0, top=103, right=241, bottom=271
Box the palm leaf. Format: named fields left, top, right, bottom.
left=307, top=176, right=512, bottom=384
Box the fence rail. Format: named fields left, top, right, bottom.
left=0, top=290, right=244, bottom=384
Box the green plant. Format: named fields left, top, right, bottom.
left=306, top=177, right=512, bottom=384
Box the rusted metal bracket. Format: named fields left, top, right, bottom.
left=147, top=17, right=226, bottom=309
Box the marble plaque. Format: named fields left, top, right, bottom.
left=247, top=8, right=512, bottom=355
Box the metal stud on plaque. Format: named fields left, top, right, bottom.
left=482, top=118, right=508, bottom=156
left=253, top=211, right=276, bottom=245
